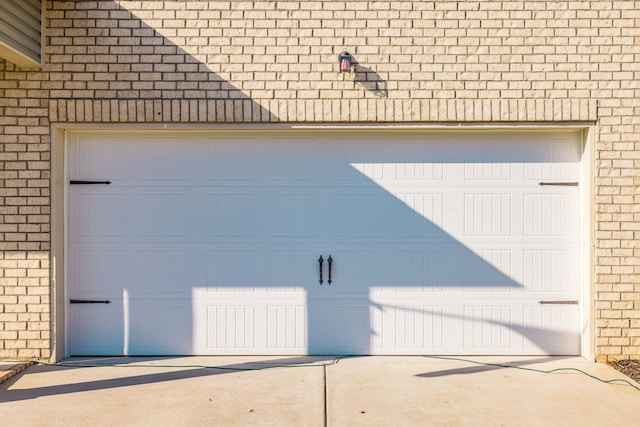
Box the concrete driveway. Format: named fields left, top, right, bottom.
left=1, top=356, right=639, bottom=426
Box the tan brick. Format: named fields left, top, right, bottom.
left=4, top=322, right=26, bottom=331
left=0, top=349, right=18, bottom=358
left=0, top=331, right=18, bottom=340
left=17, top=348, right=41, bottom=358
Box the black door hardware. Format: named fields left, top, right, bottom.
left=70, top=180, right=111, bottom=185
left=70, top=299, right=112, bottom=304
left=327, top=255, right=333, bottom=285
left=538, top=182, right=578, bottom=187
left=318, top=255, right=324, bottom=285
left=538, top=300, right=578, bottom=305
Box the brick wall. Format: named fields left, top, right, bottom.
left=0, top=56, right=51, bottom=359
left=1, top=0, right=639, bottom=361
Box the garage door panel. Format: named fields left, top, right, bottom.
left=128, top=300, right=192, bottom=355
left=392, top=250, right=444, bottom=291
left=71, top=191, right=132, bottom=238
left=308, top=302, right=372, bottom=355
left=258, top=139, right=320, bottom=181
left=207, top=250, right=260, bottom=291
left=70, top=245, right=201, bottom=296
left=136, top=192, right=188, bottom=236
left=394, top=161, right=444, bottom=181
left=392, top=305, right=444, bottom=350
left=522, top=141, right=581, bottom=181
left=266, top=250, right=315, bottom=291
left=71, top=137, right=138, bottom=180
left=463, top=249, right=515, bottom=292
left=347, top=162, right=445, bottom=185
left=342, top=138, right=447, bottom=182
left=207, top=138, right=323, bottom=182
left=68, top=130, right=582, bottom=356
left=393, top=192, right=444, bottom=236
left=322, top=250, right=384, bottom=295
left=335, top=192, right=385, bottom=237
left=266, top=305, right=307, bottom=350
left=464, top=161, right=512, bottom=181
left=134, top=249, right=190, bottom=293
left=207, top=193, right=257, bottom=237
left=206, top=305, right=257, bottom=350
left=463, top=305, right=514, bottom=350
left=204, top=248, right=318, bottom=292
left=381, top=245, right=520, bottom=291
left=523, top=193, right=578, bottom=237
left=464, top=193, right=513, bottom=237
left=337, top=188, right=448, bottom=240
left=69, top=302, right=124, bottom=355
left=69, top=247, right=127, bottom=295
left=523, top=249, right=576, bottom=293
left=207, top=139, right=259, bottom=180
left=523, top=305, right=580, bottom=353
left=135, top=137, right=187, bottom=180
left=191, top=292, right=308, bottom=354
left=266, top=193, right=318, bottom=237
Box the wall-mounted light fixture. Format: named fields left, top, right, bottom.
left=338, top=51, right=353, bottom=72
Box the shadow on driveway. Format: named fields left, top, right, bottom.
left=415, top=355, right=578, bottom=378
left=0, top=356, right=342, bottom=404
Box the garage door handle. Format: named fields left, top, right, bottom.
left=327, top=255, right=333, bottom=285
left=318, top=256, right=324, bottom=285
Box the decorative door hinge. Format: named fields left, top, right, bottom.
left=538, top=182, right=578, bottom=187
left=70, top=299, right=111, bottom=304
left=538, top=300, right=578, bottom=305
left=70, top=180, right=111, bottom=185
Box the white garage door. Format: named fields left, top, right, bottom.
left=67, top=130, right=582, bottom=356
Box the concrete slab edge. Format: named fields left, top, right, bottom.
left=0, top=361, right=35, bottom=385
